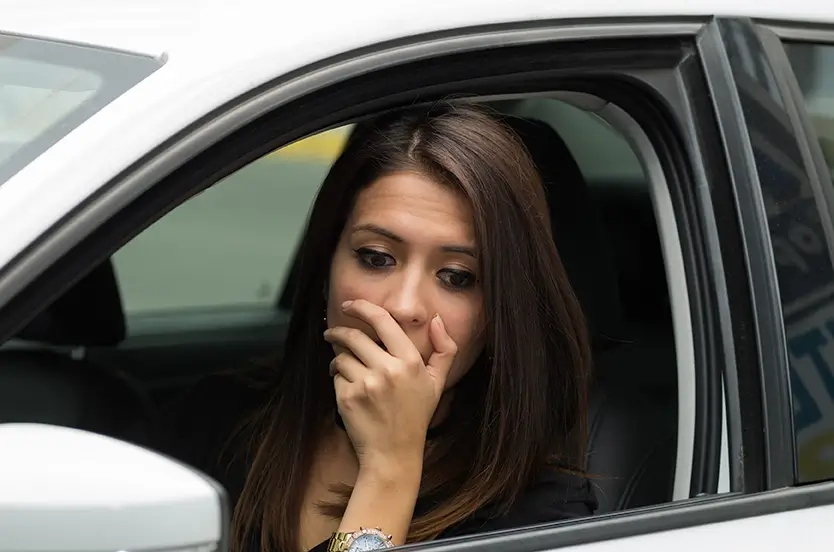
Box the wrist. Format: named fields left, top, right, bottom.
left=339, top=455, right=423, bottom=548
left=357, top=453, right=423, bottom=487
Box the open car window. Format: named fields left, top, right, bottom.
left=105, top=93, right=688, bottom=516
left=0, top=32, right=161, bottom=185
left=112, top=126, right=351, bottom=318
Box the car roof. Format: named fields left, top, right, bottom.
left=3, top=0, right=834, bottom=62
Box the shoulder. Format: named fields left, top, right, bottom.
left=442, top=470, right=598, bottom=537
left=512, top=470, right=599, bottom=521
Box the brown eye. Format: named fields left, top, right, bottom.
left=355, top=248, right=395, bottom=269
left=439, top=269, right=476, bottom=290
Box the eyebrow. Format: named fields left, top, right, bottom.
left=351, top=223, right=477, bottom=259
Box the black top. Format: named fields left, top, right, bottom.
left=143, top=374, right=598, bottom=552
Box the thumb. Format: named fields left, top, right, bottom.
left=426, top=314, right=457, bottom=389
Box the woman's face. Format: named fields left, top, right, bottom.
left=327, top=171, right=485, bottom=389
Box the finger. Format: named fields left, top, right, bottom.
left=334, top=372, right=350, bottom=394
left=329, top=351, right=367, bottom=382
left=340, top=299, right=421, bottom=364
left=426, top=314, right=457, bottom=386
left=333, top=373, right=353, bottom=406
left=324, top=326, right=392, bottom=369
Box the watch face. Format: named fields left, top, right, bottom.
left=347, top=533, right=390, bottom=552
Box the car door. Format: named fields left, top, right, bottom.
left=0, top=12, right=831, bottom=552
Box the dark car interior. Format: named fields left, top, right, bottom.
left=0, top=98, right=678, bottom=516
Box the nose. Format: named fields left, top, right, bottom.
left=381, top=267, right=430, bottom=327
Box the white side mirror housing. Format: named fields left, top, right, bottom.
left=0, top=423, right=227, bottom=552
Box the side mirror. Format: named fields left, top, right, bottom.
left=0, top=423, right=228, bottom=552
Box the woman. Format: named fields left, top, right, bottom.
left=149, top=101, right=597, bottom=552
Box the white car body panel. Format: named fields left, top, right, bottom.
left=562, top=499, right=834, bottom=551
left=0, top=424, right=221, bottom=552
left=2, top=0, right=834, bottom=59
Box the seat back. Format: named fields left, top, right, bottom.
left=0, top=259, right=152, bottom=440
left=504, top=115, right=678, bottom=513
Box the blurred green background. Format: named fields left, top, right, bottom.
left=112, top=127, right=351, bottom=314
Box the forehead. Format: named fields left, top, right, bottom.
left=349, top=172, right=476, bottom=242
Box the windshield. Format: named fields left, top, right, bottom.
left=0, top=32, right=162, bottom=185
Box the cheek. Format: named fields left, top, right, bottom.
left=441, top=301, right=485, bottom=387
left=326, top=255, right=382, bottom=329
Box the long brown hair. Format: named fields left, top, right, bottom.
left=230, top=101, right=592, bottom=552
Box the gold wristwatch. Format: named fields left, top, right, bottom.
left=327, top=527, right=394, bottom=552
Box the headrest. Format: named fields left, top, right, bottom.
left=595, top=187, right=670, bottom=324
left=504, top=116, right=624, bottom=348
left=15, top=259, right=126, bottom=347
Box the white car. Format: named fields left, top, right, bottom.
left=1, top=0, right=834, bottom=550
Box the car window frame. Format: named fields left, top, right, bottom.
left=0, top=15, right=814, bottom=549
left=698, top=17, right=801, bottom=490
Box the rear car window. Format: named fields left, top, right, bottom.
left=0, top=32, right=162, bottom=184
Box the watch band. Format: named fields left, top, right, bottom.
left=327, top=527, right=394, bottom=552
left=327, top=531, right=353, bottom=552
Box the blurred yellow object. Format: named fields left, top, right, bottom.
left=799, top=431, right=834, bottom=481
left=271, top=126, right=351, bottom=162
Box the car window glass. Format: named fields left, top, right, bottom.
left=112, top=126, right=351, bottom=316
left=0, top=32, right=161, bottom=185
left=776, top=41, right=834, bottom=482
left=786, top=41, right=834, bottom=177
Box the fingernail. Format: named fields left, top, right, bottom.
left=434, top=313, right=444, bottom=329
left=341, top=300, right=353, bottom=309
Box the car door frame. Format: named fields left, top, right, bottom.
left=0, top=14, right=827, bottom=550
